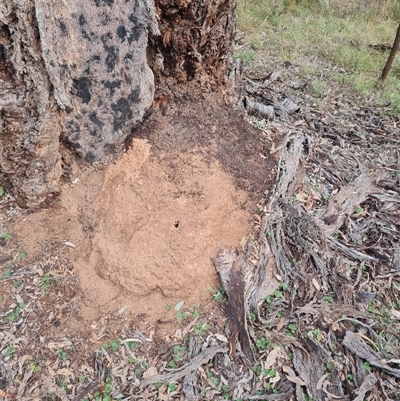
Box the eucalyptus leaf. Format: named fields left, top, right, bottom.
left=175, top=300, right=185, bottom=311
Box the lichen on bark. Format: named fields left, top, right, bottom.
left=0, top=0, right=158, bottom=206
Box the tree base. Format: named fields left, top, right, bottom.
left=0, top=0, right=236, bottom=208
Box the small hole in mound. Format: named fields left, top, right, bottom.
left=174, top=221, right=179, bottom=228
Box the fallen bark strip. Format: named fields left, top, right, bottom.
left=368, top=42, right=393, bottom=51
left=292, top=341, right=325, bottom=401
left=244, top=97, right=275, bottom=120
left=22, top=375, right=68, bottom=401
left=182, top=336, right=201, bottom=401
left=321, top=380, right=349, bottom=400
left=275, top=131, right=306, bottom=197
left=73, top=381, right=102, bottom=401
left=328, top=237, right=379, bottom=262
left=213, top=248, right=257, bottom=362
left=353, top=374, right=377, bottom=401
left=227, top=253, right=255, bottom=362
left=266, top=216, right=300, bottom=283
left=269, top=331, right=308, bottom=354
left=322, top=174, right=377, bottom=236
left=245, top=389, right=295, bottom=400
left=139, top=345, right=227, bottom=388
left=334, top=318, right=382, bottom=348
left=246, top=231, right=277, bottom=323
left=342, top=331, right=400, bottom=378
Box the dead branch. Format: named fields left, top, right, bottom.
left=379, top=22, right=400, bottom=84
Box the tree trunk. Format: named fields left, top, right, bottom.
left=0, top=0, right=236, bottom=208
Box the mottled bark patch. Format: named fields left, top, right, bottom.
left=0, top=0, right=238, bottom=208
left=72, top=77, right=92, bottom=104
left=34, top=0, right=158, bottom=161
left=0, top=0, right=158, bottom=206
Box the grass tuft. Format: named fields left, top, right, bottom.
left=237, top=0, right=400, bottom=112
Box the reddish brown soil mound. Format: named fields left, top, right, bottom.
left=13, top=94, right=276, bottom=324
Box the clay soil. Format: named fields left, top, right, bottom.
left=7, top=90, right=277, bottom=330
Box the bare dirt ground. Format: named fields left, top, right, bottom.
left=0, top=87, right=277, bottom=400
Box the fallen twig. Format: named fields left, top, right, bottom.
left=139, top=345, right=227, bottom=388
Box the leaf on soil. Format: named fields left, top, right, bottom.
left=175, top=300, right=185, bottom=311
left=47, top=340, right=73, bottom=350
left=265, top=347, right=282, bottom=369
left=214, top=333, right=228, bottom=343
left=283, top=364, right=307, bottom=386
left=55, top=368, right=73, bottom=376
left=285, top=375, right=306, bottom=386
left=316, top=373, right=329, bottom=390
left=118, top=305, right=130, bottom=314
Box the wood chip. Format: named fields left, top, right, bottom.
left=143, top=366, right=158, bottom=379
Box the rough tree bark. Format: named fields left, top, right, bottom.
left=0, top=0, right=237, bottom=207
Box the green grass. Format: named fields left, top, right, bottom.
left=237, top=0, right=400, bottom=112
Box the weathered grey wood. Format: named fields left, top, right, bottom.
left=0, top=2, right=63, bottom=207
left=322, top=173, right=377, bottom=236
left=139, top=345, right=227, bottom=388
left=343, top=331, right=400, bottom=378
